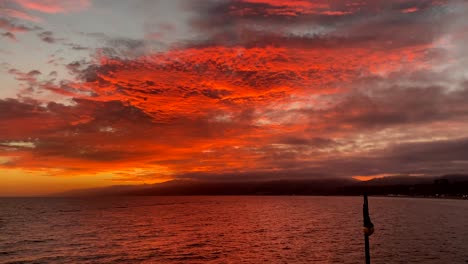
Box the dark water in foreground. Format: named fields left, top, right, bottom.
left=1, top=196, right=468, bottom=264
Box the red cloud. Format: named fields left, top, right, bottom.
left=215, top=0, right=448, bottom=20
left=0, top=18, right=32, bottom=32
left=1, top=10, right=437, bottom=178
left=239, top=0, right=347, bottom=16
left=0, top=42, right=464, bottom=183
left=0, top=41, right=428, bottom=176
left=14, top=0, right=90, bottom=13
left=0, top=8, right=41, bottom=22
left=1, top=0, right=464, bottom=187
left=401, top=7, right=419, bottom=13
left=1, top=32, right=17, bottom=40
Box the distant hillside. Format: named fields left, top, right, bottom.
left=54, top=178, right=357, bottom=197
left=53, top=174, right=468, bottom=197
left=126, top=178, right=357, bottom=196
left=52, top=184, right=154, bottom=197
left=344, top=174, right=468, bottom=196
left=357, top=174, right=468, bottom=186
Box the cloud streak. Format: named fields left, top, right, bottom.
left=13, top=0, right=91, bottom=13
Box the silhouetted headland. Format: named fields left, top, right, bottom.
left=52, top=174, right=468, bottom=198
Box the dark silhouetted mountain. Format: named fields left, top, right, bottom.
left=54, top=178, right=356, bottom=197
left=53, top=174, right=468, bottom=197
left=343, top=174, right=468, bottom=196
left=356, top=174, right=468, bottom=186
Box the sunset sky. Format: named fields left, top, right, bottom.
left=1, top=0, right=468, bottom=196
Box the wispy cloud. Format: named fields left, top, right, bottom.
left=0, top=7, right=42, bottom=22
left=13, top=0, right=91, bottom=13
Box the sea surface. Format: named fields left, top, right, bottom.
left=1, top=196, right=468, bottom=264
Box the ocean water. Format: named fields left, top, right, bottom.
left=1, top=196, right=468, bottom=264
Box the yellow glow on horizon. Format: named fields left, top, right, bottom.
left=0, top=169, right=117, bottom=196
left=0, top=166, right=175, bottom=196
left=352, top=173, right=394, bottom=181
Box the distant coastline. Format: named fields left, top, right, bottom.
left=46, top=174, right=468, bottom=198
left=374, top=194, right=468, bottom=200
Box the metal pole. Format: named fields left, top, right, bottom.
left=364, top=232, right=370, bottom=264
left=363, top=194, right=373, bottom=264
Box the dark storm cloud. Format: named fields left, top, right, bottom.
left=101, top=37, right=147, bottom=58
left=189, top=0, right=447, bottom=23
left=8, top=68, right=42, bottom=85
left=0, top=98, right=43, bottom=120
left=277, top=136, right=336, bottom=147
left=297, top=84, right=468, bottom=134
left=0, top=17, right=33, bottom=32
left=195, top=136, right=468, bottom=179
left=185, top=0, right=451, bottom=50
left=2, top=0, right=467, bottom=185
left=0, top=98, right=156, bottom=163
left=81, top=31, right=161, bottom=58
left=325, top=137, right=468, bottom=177
left=1, top=32, right=16, bottom=40
left=67, top=43, right=89, bottom=50
left=188, top=0, right=351, bottom=31
left=37, top=31, right=59, bottom=43
left=201, top=88, right=233, bottom=99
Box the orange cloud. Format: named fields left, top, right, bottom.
left=14, top=0, right=90, bottom=13
left=1, top=0, right=466, bottom=195
left=0, top=39, right=434, bottom=181
left=227, top=0, right=448, bottom=18
left=238, top=0, right=351, bottom=16
left=0, top=18, right=32, bottom=32
left=0, top=8, right=42, bottom=22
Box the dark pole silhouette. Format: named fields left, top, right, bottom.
left=363, top=193, right=374, bottom=264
